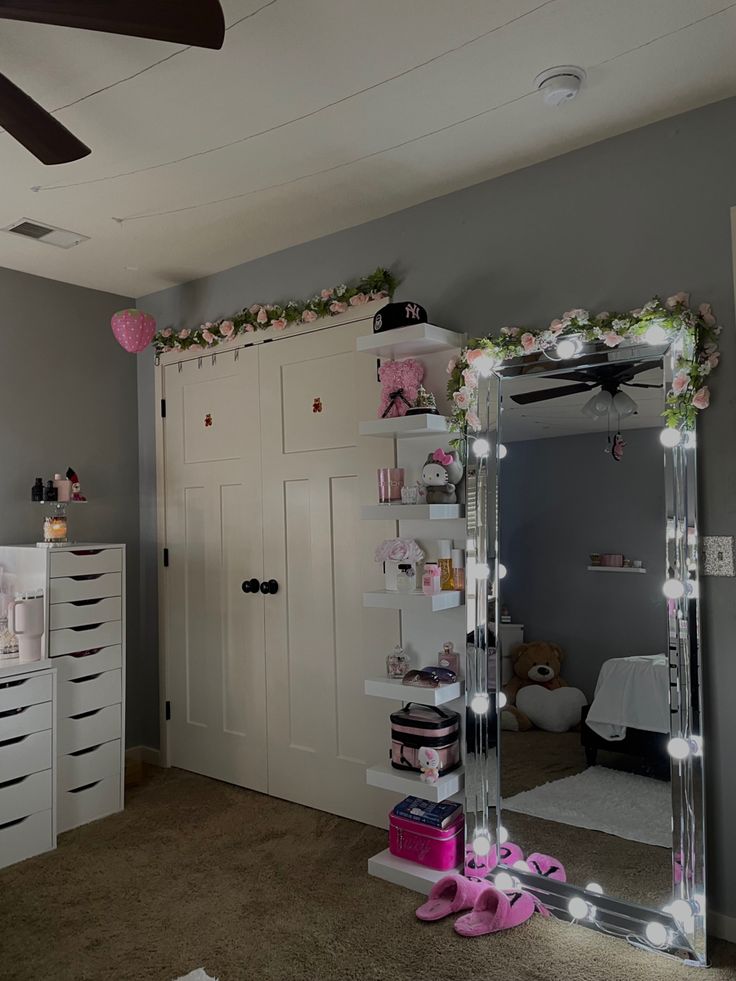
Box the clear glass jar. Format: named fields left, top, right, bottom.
left=43, top=513, right=68, bottom=543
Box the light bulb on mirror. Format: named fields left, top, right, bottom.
left=513, top=859, right=530, bottom=872
left=472, top=833, right=492, bottom=857
left=499, top=825, right=509, bottom=844
left=556, top=336, right=583, bottom=360
left=473, top=438, right=490, bottom=458
left=645, top=921, right=669, bottom=948
left=475, top=353, right=496, bottom=377
left=663, top=578, right=685, bottom=599
left=498, top=444, right=508, bottom=459
left=585, top=882, right=604, bottom=895
left=497, top=691, right=507, bottom=709
left=470, top=692, right=490, bottom=714
left=474, top=562, right=490, bottom=581
left=669, top=899, right=697, bottom=927
left=567, top=896, right=592, bottom=920
left=494, top=871, right=519, bottom=891
left=645, top=322, right=668, bottom=345
left=667, top=736, right=701, bottom=760
left=660, top=427, right=682, bottom=448
left=497, top=563, right=507, bottom=580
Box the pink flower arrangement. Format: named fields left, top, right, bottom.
left=671, top=370, right=689, bottom=395
left=603, top=332, right=624, bottom=347
left=220, top=321, right=235, bottom=337
left=329, top=301, right=348, bottom=314
left=501, top=326, right=520, bottom=337
left=699, top=302, right=717, bottom=327
left=666, top=291, right=690, bottom=309
left=256, top=307, right=268, bottom=324
left=249, top=304, right=261, bottom=315
left=374, top=538, right=425, bottom=564
left=178, top=328, right=190, bottom=340
left=520, top=332, right=536, bottom=353
left=271, top=318, right=287, bottom=331
left=692, top=387, right=710, bottom=410
left=462, top=367, right=478, bottom=389
left=453, top=387, right=473, bottom=410
left=466, top=349, right=486, bottom=364
left=162, top=327, right=173, bottom=338
left=202, top=329, right=215, bottom=344
left=321, top=288, right=334, bottom=300
left=548, top=319, right=564, bottom=335
left=349, top=292, right=369, bottom=305
left=301, top=309, right=318, bottom=323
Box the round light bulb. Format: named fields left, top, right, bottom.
left=475, top=354, right=496, bottom=378
left=669, top=899, right=696, bottom=925
left=494, top=871, right=519, bottom=891
left=585, top=882, right=603, bottom=895
left=645, top=921, right=669, bottom=948
left=556, top=337, right=581, bottom=360
left=513, top=859, right=530, bottom=872
left=499, top=825, right=509, bottom=844
left=646, top=323, right=668, bottom=345
left=498, top=691, right=507, bottom=709
left=472, top=833, right=492, bottom=857
left=470, top=693, right=490, bottom=715
left=667, top=737, right=693, bottom=760
left=498, top=444, right=508, bottom=459
left=474, top=562, right=490, bottom=581
left=660, top=427, right=682, bottom=448
left=663, top=578, right=685, bottom=599
left=498, top=563, right=507, bottom=580
left=568, top=896, right=590, bottom=920
left=473, top=438, right=490, bottom=458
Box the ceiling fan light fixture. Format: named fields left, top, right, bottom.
left=612, top=390, right=638, bottom=417
left=581, top=390, right=612, bottom=418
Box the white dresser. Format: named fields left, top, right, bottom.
left=0, top=544, right=126, bottom=841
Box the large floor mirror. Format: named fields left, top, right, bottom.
left=465, top=335, right=706, bottom=965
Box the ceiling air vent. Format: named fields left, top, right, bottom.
left=2, top=218, right=89, bottom=249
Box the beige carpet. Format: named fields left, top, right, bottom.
left=2, top=767, right=734, bottom=981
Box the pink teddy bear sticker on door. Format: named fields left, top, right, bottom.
left=377, top=358, right=424, bottom=418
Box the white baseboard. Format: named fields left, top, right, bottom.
left=125, top=745, right=162, bottom=767
left=710, top=911, right=736, bottom=944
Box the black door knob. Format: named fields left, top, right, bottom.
left=242, top=578, right=260, bottom=593
left=260, top=579, right=279, bottom=595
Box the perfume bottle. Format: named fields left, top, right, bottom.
left=31, top=477, right=44, bottom=502
left=438, top=641, right=459, bottom=674
left=451, top=549, right=465, bottom=591
left=422, top=563, right=441, bottom=595
left=437, top=540, right=453, bottom=591
left=386, top=644, right=410, bottom=679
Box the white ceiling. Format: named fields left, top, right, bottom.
left=0, top=0, right=735, bottom=297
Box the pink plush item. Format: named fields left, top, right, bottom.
left=415, top=874, right=491, bottom=922
left=111, top=309, right=157, bottom=353
left=453, top=887, right=550, bottom=937
left=526, top=852, right=567, bottom=882
left=464, top=841, right=524, bottom=880
left=378, top=358, right=424, bottom=418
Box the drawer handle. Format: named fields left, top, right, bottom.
left=0, top=678, right=28, bottom=690
left=69, top=574, right=104, bottom=582
left=69, top=743, right=101, bottom=757
left=69, top=598, right=105, bottom=607
left=69, top=624, right=104, bottom=632
left=0, top=706, right=27, bottom=720
left=70, top=550, right=103, bottom=556
left=70, top=708, right=103, bottom=720
left=0, top=774, right=27, bottom=791
left=69, top=649, right=103, bottom=659
left=0, top=734, right=27, bottom=748
left=0, top=815, right=27, bottom=831
left=69, top=780, right=101, bottom=794
left=70, top=673, right=102, bottom=685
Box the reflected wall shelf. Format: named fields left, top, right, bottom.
left=363, top=590, right=463, bottom=612
left=364, top=677, right=463, bottom=706
left=587, top=566, right=646, bottom=574
left=356, top=323, right=466, bottom=360
left=359, top=415, right=449, bottom=439
left=366, top=762, right=464, bottom=802
left=361, top=504, right=463, bottom=520
left=368, top=848, right=462, bottom=894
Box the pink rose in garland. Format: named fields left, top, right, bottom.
left=202, top=329, right=215, bottom=344
left=671, top=371, right=689, bottom=395
left=692, top=387, right=710, bottom=410
left=603, top=332, right=624, bottom=347
left=111, top=309, right=157, bottom=353
left=256, top=307, right=268, bottom=324
left=330, top=301, right=348, bottom=314
left=272, top=318, right=287, bottom=331
left=178, top=328, right=190, bottom=340
left=301, top=310, right=318, bottom=323
left=349, top=292, right=369, bottom=305
left=220, top=320, right=235, bottom=338
left=520, top=332, right=536, bottom=352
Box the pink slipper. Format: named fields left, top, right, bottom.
left=416, top=875, right=491, bottom=922
left=526, top=852, right=566, bottom=882
left=453, top=887, right=550, bottom=937
left=464, top=841, right=524, bottom=879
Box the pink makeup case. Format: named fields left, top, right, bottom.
left=389, top=810, right=465, bottom=870
left=390, top=703, right=461, bottom=775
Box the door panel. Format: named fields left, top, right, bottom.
left=163, top=352, right=267, bottom=791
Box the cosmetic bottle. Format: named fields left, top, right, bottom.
left=54, top=473, right=72, bottom=502
left=31, top=478, right=44, bottom=502
left=44, top=480, right=58, bottom=502
left=438, top=641, right=460, bottom=674
left=422, top=563, right=441, bottom=595
left=437, top=540, right=453, bottom=590
left=451, top=549, right=465, bottom=591
left=386, top=644, right=410, bottom=679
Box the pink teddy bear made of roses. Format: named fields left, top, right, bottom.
left=377, top=358, right=425, bottom=418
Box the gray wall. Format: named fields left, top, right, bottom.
left=500, top=429, right=666, bottom=698
left=138, top=95, right=736, bottom=919
left=0, top=267, right=141, bottom=744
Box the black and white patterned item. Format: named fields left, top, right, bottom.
left=373, top=301, right=428, bottom=334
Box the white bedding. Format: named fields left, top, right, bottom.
left=585, top=654, right=669, bottom=741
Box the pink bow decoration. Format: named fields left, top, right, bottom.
left=432, top=448, right=453, bottom=467
left=111, top=309, right=157, bottom=354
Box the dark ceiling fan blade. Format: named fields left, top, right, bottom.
left=0, top=73, right=90, bottom=164
left=510, top=383, right=594, bottom=405
left=0, top=0, right=225, bottom=50
left=623, top=382, right=661, bottom=389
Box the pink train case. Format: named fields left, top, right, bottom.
left=389, top=810, right=465, bottom=870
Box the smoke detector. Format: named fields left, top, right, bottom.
left=2, top=218, right=89, bottom=249
left=534, top=66, right=586, bottom=106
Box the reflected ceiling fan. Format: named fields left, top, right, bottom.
left=0, top=0, right=225, bottom=165
left=510, top=362, right=660, bottom=419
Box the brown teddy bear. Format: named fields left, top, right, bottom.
left=501, top=642, right=567, bottom=731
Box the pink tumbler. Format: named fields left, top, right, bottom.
left=378, top=468, right=404, bottom=503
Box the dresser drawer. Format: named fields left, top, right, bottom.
left=57, top=646, right=122, bottom=682
left=60, top=670, right=121, bottom=717
left=0, top=769, right=52, bottom=825
left=60, top=740, right=121, bottom=792
left=0, top=702, right=52, bottom=742
left=59, top=774, right=120, bottom=832
left=59, top=704, right=120, bottom=755
left=49, top=548, right=122, bottom=579
left=50, top=621, right=121, bottom=657
left=0, top=809, right=53, bottom=868
left=0, top=730, right=52, bottom=783
left=49, top=573, right=122, bottom=604
left=0, top=674, right=52, bottom=714
left=50, top=597, right=121, bottom=630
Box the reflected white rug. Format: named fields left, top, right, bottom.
left=503, top=766, right=671, bottom=847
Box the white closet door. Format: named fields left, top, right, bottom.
left=260, top=322, right=398, bottom=825
left=163, top=351, right=268, bottom=790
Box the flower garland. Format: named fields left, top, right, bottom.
left=153, top=267, right=399, bottom=355
left=447, top=293, right=722, bottom=434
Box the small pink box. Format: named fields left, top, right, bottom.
left=601, top=553, right=624, bottom=567
left=389, top=810, right=465, bottom=870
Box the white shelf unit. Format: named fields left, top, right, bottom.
left=359, top=414, right=449, bottom=439
left=361, top=504, right=463, bottom=520
left=364, top=677, right=463, bottom=706
left=368, top=848, right=462, bottom=894
left=356, top=323, right=467, bottom=359
left=366, top=762, right=464, bottom=802
left=363, top=590, right=463, bottom=612
left=587, top=565, right=646, bottom=574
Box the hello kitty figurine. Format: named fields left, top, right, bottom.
left=418, top=746, right=440, bottom=784
left=420, top=448, right=464, bottom=504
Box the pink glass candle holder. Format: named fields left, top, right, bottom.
left=378, top=468, right=404, bottom=503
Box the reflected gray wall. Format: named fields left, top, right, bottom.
left=0, top=267, right=141, bottom=743
left=500, top=428, right=666, bottom=698
left=138, top=96, right=736, bottom=922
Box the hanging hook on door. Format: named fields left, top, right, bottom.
left=197, top=357, right=203, bottom=369
left=178, top=362, right=183, bottom=373
left=211, top=354, right=217, bottom=366
left=234, top=349, right=240, bottom=362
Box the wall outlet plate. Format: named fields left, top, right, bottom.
left=701, top=536, right=735, bottom=576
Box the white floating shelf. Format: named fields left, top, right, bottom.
left=587, top=566, right=646, bottom=574
left=356, top=323, right=467, bottom=359
left=363, top=590, right=463, bottom=612
left=368, top=848, right=462, bottom=895
left=366, top=762, right=464, bottom=802
left=359, top=414, right=449, bottom=439
left=361, top=504, right=463, bottom=521
left=364, top=677, right=463, bottom=706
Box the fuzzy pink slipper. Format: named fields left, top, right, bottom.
left=453, top=887, right=550, bottom=937
left=464, top=841, right=524, bottom=880
left=526, top=852, right=566, bottom=882
left=416, top=875, right=492, bottom=922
